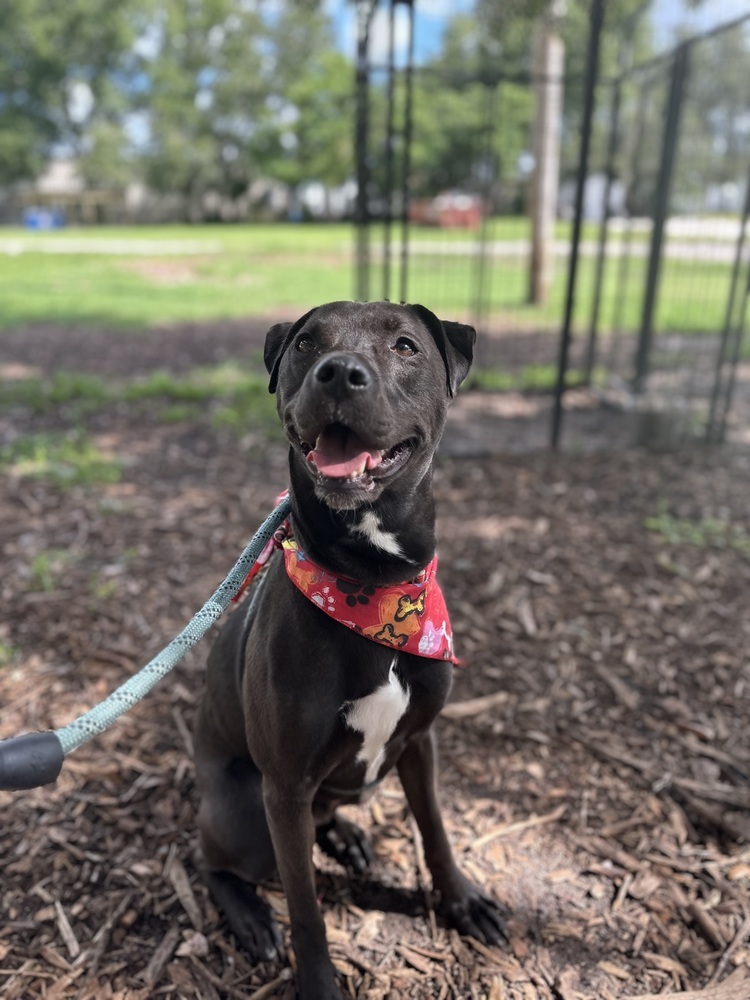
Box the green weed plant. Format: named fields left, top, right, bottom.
left=645, top=502, right=750, bottom=556
left=0, top=432, right=121, bottom=487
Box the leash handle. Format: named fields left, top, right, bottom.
left=0, top=494, right=291, bottom=789
left=0, top=731, right=64, bottom=790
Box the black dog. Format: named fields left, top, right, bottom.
left=194, top=300, right=504, bottom=999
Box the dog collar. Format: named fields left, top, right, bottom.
left=234, top=507, right=458, bottom=665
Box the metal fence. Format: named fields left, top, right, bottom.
left=578, top=12, right=750, bottom=447
left=352, top=0, right=585, bottom=382
left=355, top=0, right=750, bottom=450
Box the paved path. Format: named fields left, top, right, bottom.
left=408, top=238, right=746, bottom=264
left=0, top=237, right=222, bottom=255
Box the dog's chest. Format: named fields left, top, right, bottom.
left=343, top=660, right=410, bottom=784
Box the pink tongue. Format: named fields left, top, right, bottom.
left=307, top=429, right=383, bottom=478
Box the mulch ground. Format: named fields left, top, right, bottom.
left=2, top=323, right=750, bottom=1000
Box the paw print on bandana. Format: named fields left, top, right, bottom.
left=336, top=578, right=376, bottom=608
left=312, top=585, right=337, bottom=611
left=419, top=620, right=449, bottom=657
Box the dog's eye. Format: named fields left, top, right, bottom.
left=392, top=337, right=417, bottom=358
left=296, top=335, right=315, bottom=353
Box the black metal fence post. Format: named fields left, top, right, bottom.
left=583, top=76, right=622, bottom=383
left=610, top=71, right=650, bottom=361
left=354, top=0, right=377, bottom=302
left=632, top=43, right=690, bottom=394
left=715, top=268, right=750, bottom=442
left=471, top=82, right=498, bottom=368
left=551, top=0, right=605, bottom=449
left=398, top=0, right=415, bottom=305
left=706, top=164, right=750, bottom=442
left=382, top=0, right=397, bottom=301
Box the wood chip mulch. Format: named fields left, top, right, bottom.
left=2, top=325, right=750, bottom=999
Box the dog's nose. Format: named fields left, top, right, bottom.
left=313, top=354, right=371, bottom=394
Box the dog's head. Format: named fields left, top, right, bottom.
left=263, top=301, right=475, bottom=511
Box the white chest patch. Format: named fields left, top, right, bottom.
left=351, top=511, right=406, bottom=559
left=344, top=659, right=410, bottom=784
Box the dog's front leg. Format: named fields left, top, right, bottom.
left=397, top=729, right=507, bottom=944
left=263, top=781, right=342, bottom=1000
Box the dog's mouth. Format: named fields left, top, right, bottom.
left=299, top=423, right=415, bottom=489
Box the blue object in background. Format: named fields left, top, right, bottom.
left=23, top=206, right=66, bottom=230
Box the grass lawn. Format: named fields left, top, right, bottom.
left=0, top=223, right=357, bottom=327
left=406, top=249, right=736, bottom=338
left=0, top=220, right=737, bottom=341
left=0, top=219, right=743, bottom=488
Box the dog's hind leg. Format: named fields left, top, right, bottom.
left=195, top=737, right=283, bottom=962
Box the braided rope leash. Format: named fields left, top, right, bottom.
left=0, top=494, right=292, bottom=791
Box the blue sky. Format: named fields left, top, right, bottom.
left=326, top=0, right=750, bottom=65
left=651, top=0, right=750, bottom=50
left=327, top=0, right=475, bottom=67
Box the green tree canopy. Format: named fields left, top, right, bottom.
left=1, top=0, right=350, bottom=212
left=0, top=0, right=143, bottom=184
left=133, top=0, right=269, bottom=212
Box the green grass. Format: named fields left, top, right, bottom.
left=0, top=431, right=122, bottom=487
left=0, top=243, right=352, bottom=327
left=404, top=247, right=737, bottom=339
left=645, top=502, right=750, bottom=556
left=467, top=363, right=608, bottom=392
left=0, top=220, right=740, bottom=349
left=4, top=363, right=278, bottom=427
left=6, top=371, right=113, bottom=416
left=28, top=549, right=72, bottom=592
left=0, top=640, right=20, bottom=669
left=0, top=223, right=357, bottom=327
left=0, top=363, right=281, bottom=486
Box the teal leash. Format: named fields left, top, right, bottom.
left=0, top=494, right=291, bottom=790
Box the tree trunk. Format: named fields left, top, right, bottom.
left=529, top=17, right=565, bottom=305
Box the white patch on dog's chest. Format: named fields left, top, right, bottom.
left=351, top=511, right=405, bottom=559
left=343, top=659, right=410, bottom=784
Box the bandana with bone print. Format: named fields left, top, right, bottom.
left=234, top=515, right=458, bottom=664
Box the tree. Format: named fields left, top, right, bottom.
left=472, top=0, right=656, bottom=178
left=243, top=6, right=354, bottom=202
left=0, top=0, right=143, bottom=185
left=258, top=50, right=353, bottom=198
left=673, top=29, right=750, bottom=208
left=400, top=14, right=533, bottom=202
left=126, top=0, right=351, bottom=218
left=132, top=0, right=270, bottom=217
left=1, top=0, right=352, bottom=216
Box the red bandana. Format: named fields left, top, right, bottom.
left=234, top=514, right=458, bottom=665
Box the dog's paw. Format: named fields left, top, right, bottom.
left=207, top=871, right=284, bottom=963
left=316, top=815, right=373, bottom=874
left=298, top=980, right=344, bottom=1000
left=297, top=973, right=344, bottom=1000
left=440, top=880, right=508, bottom=946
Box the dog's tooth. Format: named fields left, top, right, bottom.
left=346, top=461, right=367, bottom=481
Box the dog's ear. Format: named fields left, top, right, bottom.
left=264, top=308, right=318, bottom=394
left=409, top=304, right=476, bottom=397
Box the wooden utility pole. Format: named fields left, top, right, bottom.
left=529, top=4, right=565, bottom=305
